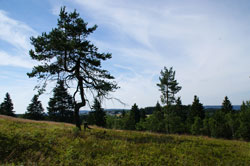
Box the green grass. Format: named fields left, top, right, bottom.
left=1, top=115, right=250, bottom=165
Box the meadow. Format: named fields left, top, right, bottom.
left=1, top=115, right=250, bottom=166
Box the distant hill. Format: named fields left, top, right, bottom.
left=80, top=109, right=129, bottom=115
left=80, top=105, right=241, bottom=115
left=204, top=105, right=241, bottom=110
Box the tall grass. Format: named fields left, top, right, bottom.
left=1, top=115, right=250, bottom=165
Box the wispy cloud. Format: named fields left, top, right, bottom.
left=0, top=10, right=37, bottom=68
left=0, top=51, right=34, bottom=68
left=0, top=10, right=36, bottom=51
left=71, top=0, right=250, bottom=106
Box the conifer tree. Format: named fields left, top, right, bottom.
left=0, top=93, right=15, bottom=116
left=149, top=102, right=165, bottom=132
left=157, top=67, right=181, bottom=106
left=126, top=103, right=140, bottom=130
left=90, top=98, right=106, bottom=127
left=25, top=95, right=45, bottom=120
left=190, top=95, right=204, bottom=120
left=47, top=80, right=74, bottom=123
left=27, top=7, right=118, bottom=130
left=221, top=96, right=233, bottom=113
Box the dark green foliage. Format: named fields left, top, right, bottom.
left=237, top=101, right=250, bottom=140
left=0, top=93, right=15, bottom=117
left=165, top=111, right=185, bottom=134
left=125, top=103, right=140, bottom=130
left=24, top=95, right=45, bottom=120
left=226, top=112, right=239, bottom=139
left=202, top=115, right=211, bottom=136
left=187, top=95, right=204, bottom=128
left=89, top=98, right=106, bottom=127
left=157, top=67, right=181, bottom=106
left=147, top=102, right=165, bottom=132
left=191, top=117, right=203, bottom=135
left=101, top=96, right=250, bottom=141
left=209, top=111, right=231, bottom=138
left=47, top=80, right=74, bottom=123
left=27, top=7, right=118, bottom=130
left=139, top=108, right=146, bottom=121
left=221, top=96, right=233, bottom=113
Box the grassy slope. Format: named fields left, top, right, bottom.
left=1, top=115, right=250, bottom=166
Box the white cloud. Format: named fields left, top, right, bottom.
left=0, top=10, right=37, bottom=69
left=0, top=51, right=34, bottom=68
left=70, top=0, right=250, bottom=105
left=0, top=10, right=36, bottom=51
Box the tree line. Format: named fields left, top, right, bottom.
left=1, top=70, right=250, bottom=140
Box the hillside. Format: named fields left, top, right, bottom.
left=1, top=115, right=250, bottom=165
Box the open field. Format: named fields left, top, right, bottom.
left=1, top=115, right=250, bottom=165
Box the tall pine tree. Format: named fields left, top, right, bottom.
left=0, top=93, right=15, bottom=116
left=24, top=95, right=45, bottom=120
left=47, top=80, right=74, bottom=123
left=157, top=67, right=181, bottom=106
left=27, top=7, right=118, bottom=130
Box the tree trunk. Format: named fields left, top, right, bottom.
left=74, top=105, right=81, bottom=130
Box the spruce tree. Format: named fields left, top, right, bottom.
left=91, top=98, right=106, bottom=127
left=0, top=93, right=15, bottom=116
left=25, top=95, right=45, bottom=120
left=126, top=103, right=140, bottom=130
left=157, top=67, right=181, bottom=106
left=221, top=96, right=233, bottom=113
left=187, top=95, right=204, bottom=132
left=190, top=95, right=204, bottom=120
left=47, top=80, right=74, bottom=123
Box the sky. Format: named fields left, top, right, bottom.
left=1, top=0, right=250, bottom=114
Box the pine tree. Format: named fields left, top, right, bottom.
left=157, top=67, right=181, bottom=106
left=27, top=7, right=118, bottom=130
left=0, top=93, right=15, bottom=116
left=47, top=80, right=74, bottom=123
left=126, top=103, right=140, bottom=130
left=187, top=95, right=204, bottom=132
left=221, top=96, right=233, bottom=113
left=190, top=95, right=204, bottom=120
left=91, top=98, right=106, bottom=127
left=24, top=95, right=45, bottom=120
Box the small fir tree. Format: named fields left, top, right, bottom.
left=126, top=103, right=140, bottom=130
left=25, top=95, right=45, bottom=120
left=91, top=98, right=106, bottom=127
left=221, top=96, right=233, bottom=113
left=47, top=80, right=74, bottom=123
left=0, top=93, right=15, bottom=116
left=190, top=95, right=204, bottom=120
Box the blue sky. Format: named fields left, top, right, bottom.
left=1, top=0, right=250, bottom=114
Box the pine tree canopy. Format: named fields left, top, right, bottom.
left=27, top=7, right=118, bottom=129
left=157, top=66, right=181, bottom=106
